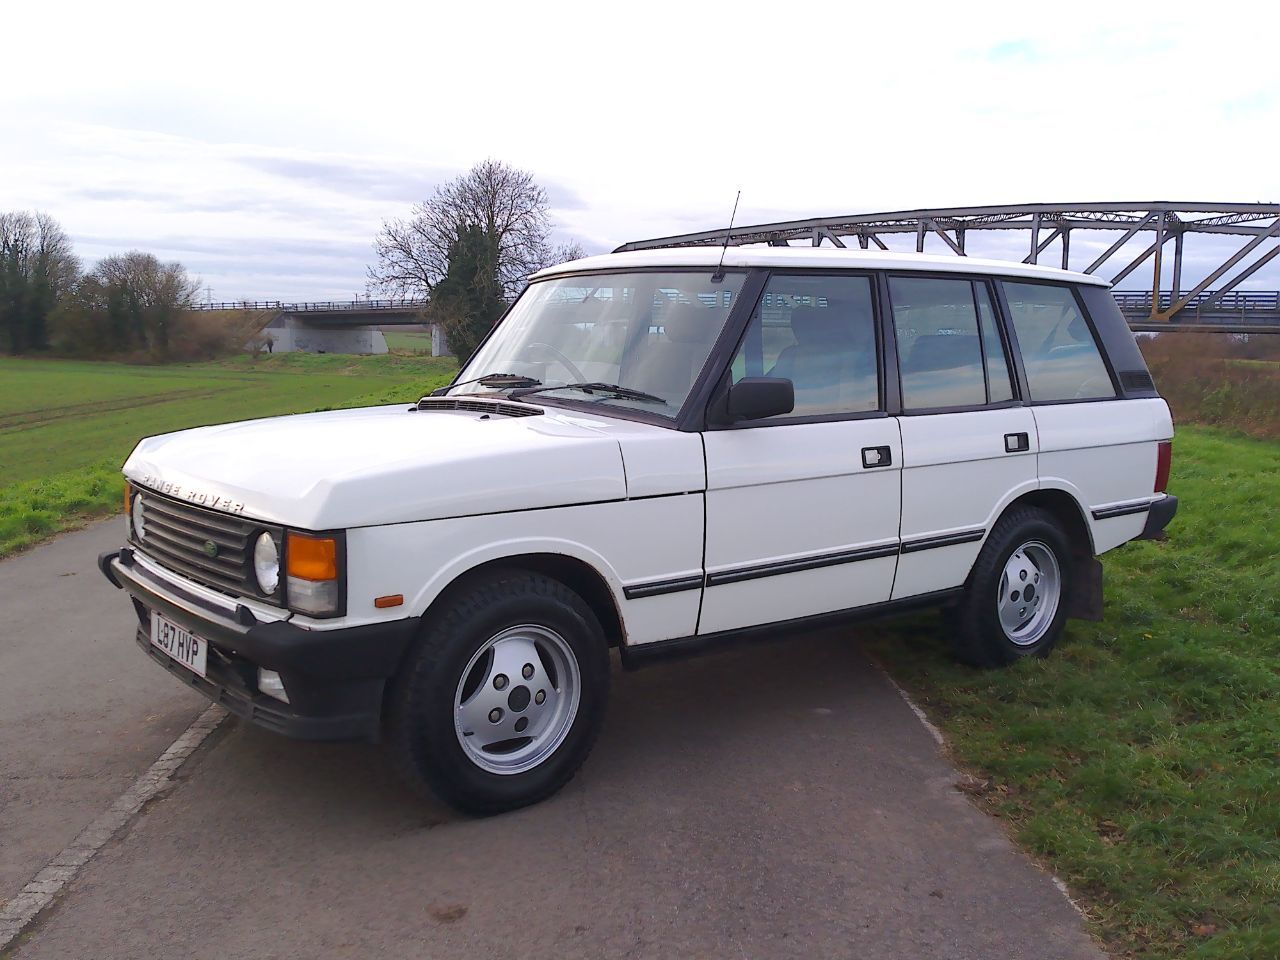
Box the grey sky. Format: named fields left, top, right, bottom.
left=2, top=0, right=1277, bottom=301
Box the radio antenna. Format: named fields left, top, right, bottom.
left=710, top=190, right=741, bottom=283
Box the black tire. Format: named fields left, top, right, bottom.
left=387, top=569, right=610, bottom=815
left=950, top=506, right=1073, bottom=668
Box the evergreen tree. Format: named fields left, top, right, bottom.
left=428, top=223, right=506, bottom=360
left=0, top=235, right=29, bottom=354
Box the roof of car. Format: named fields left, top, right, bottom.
left=530, top=246, right=1111, bottom=287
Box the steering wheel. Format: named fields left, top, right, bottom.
left=523, top=341, right=587, bottom=383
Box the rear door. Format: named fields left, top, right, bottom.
left=887, top=275, right=1039, bottom=600
left=1000, top=281, right=1156, bottom=553
left=699, top=272, right=901, bottom=635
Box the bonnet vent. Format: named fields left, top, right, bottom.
left=414, top=397, right=544, bottom=418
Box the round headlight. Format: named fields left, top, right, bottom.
left=131, top=494, right=146, bottom=541
left=253, top=533, right=280, bottom=594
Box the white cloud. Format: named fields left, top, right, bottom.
left=1, top=0, right=1277, bottom=298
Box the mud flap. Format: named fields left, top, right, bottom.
left=1066, top=555, right=1104, bottom=621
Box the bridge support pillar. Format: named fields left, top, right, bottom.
left=264, top=316, right=388, bottom=355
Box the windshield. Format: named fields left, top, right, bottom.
left=453, top=270, right=746, bottom=416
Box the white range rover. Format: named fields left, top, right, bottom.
left=100, top=247, right=1176, bottom=814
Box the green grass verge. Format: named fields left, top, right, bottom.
left=0, top=461, right=125, bottom=556
left=382, top=330, right=436, bottom=353
left=867, top=426, right=1280, bottom=959
left=0, top=354, right=457, bottom=558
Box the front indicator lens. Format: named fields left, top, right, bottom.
left=286, top=532, right=338, bottom=581
left=285, top=532, right=341, bottom=616
left=253, top=533, right=280, bottom=594
left=286, top=577, right=340, bottom=616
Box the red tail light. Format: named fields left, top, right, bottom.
left=1154, top=441, right=1172, bottom=494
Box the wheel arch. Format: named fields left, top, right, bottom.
left=421, top=552, right=626, bottom=649
left=991, top=486, right=1103, bottom=621
left=1005, top=486, right=1095, bottom=557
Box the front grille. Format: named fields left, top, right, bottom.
left=134, top=489, right=268, bottom=598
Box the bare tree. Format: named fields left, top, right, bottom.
left=369, top=159, right=584, bottom=299
left=547, top=240, right=589, bottom=267
left=53, top=251, right=199, bottom=358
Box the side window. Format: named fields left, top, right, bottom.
left=729, top=274, right=879, bottom=417
left=975, top=284, right=1014, bottom=403
left=890, top=277, right=987, bottom=409
left=1003, top=282, right=1116, bottom=402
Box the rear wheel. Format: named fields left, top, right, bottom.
left=950, top=506, right=1072, bottom=667
left=388, top=570, right=610, bottom=815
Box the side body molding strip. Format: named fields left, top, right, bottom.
left=624, top=528, right=987, bottom=597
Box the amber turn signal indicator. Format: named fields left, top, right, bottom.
left=285, top=532, right=338, bottom=581
left=124, top=482, right=133, bottom=515
left=374, top=594, right=404, bottom=609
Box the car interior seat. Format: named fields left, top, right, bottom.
left=770, top=305, right=875, bottom=411
left=620, top=302, right=720, bottom=406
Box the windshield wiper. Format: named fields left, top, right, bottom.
left=432, top=372, right=542, bottom=396
left=509, top=382, right=668, bottom=405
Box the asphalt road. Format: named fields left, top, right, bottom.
left=2, top=521, right=1104, bottom=959
left=0, top=520, right=207, bottom=897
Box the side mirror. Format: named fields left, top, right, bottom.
left=726, top=377, right=794, bottom=422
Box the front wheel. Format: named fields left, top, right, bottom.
left=387, top=570, right=610, bottom=815
left=950, top=507, right=1073, bottom=667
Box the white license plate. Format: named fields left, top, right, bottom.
left=150, top=612, right=208, bottom=678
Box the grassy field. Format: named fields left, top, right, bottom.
left=870, top=426, right=1280, bottom=959
left=0, top=353, right=457, bottom=556
left=4, top=352, right=1278, bottom=956
left=382, top=330, right=437, bottom=353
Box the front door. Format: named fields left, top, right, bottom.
left=699, top=272, right=902, bottom=635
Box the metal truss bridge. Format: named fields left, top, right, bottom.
left=618, top=202, right=1280, bottom=333
left=194, top=204, right=1280, bottom=333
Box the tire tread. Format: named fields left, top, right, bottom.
left=950, top=506, right=1072, bottom=668
left=387, top=568, right=609, bottom=815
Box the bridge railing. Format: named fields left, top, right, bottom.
left=1112, top=290, right=1280, bottom=318
left=190, top=299, right=429, bottom=312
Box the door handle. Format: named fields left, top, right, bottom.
left=1004, top=432, right=1030, bottom=453
left=862, top=446, right=892, bottom=468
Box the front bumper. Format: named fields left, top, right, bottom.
left=1136, top=494, right=1178, bottom=541
left=99, top=548, right=416, bottom=741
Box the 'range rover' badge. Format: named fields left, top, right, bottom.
left=202, top=540, right=219, bottom=558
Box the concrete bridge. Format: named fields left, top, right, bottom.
left=191, top=299, right=444, bottom=355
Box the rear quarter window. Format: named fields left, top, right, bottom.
left=1003, top=282, right=1116, bottom=402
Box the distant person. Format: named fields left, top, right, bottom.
left=266, top=338, right=273, bottom=354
